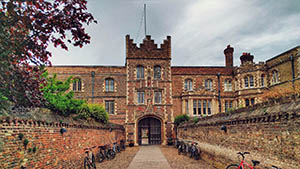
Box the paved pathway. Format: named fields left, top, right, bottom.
left=127, top=146, right=172, bottom=169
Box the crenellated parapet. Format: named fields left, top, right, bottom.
left=126, top=35, right=171, bottom=59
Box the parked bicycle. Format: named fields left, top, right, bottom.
left=113, top=141, right=120, bottom=154
left=97, top=144, right=115, bottom=163
left=120, top=139, right=126, bottom=151
left=83, top=146, right=96, bottom=169
left=226, top=152, right=260, bottom=169
left=189, top=142, right=200, bottom=160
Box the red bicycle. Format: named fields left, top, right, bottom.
left=226, top=152, right=260, bottom=169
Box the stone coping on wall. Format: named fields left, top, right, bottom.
left=0, top=107, right=124, bottom=130
left=179, top=96, right=300, bottom=128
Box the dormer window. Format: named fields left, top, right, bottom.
left=184, top=79, right=193, bottom=91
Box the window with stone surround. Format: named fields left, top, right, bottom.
left=136, top=65, right=144, bottom=79
left=105, top=78, right=114, bottom=92
left=193, top=100, right=203, bottom=116
left=205, top=79, right=212, bottom=90
left=185, top=100, right=189, bottom=114
left=137, top=92, right=145, bottom=104
left=225, top=100, right=233, bottom=112
left=244, top=75, right=254, bottom=88
left=154, top=91, right=162, bottom=104
left=224, top=79, right=232, bottom=91
left=154, top=66, right=161, bottom=79
left=261, top=74, right=265, bottom=87
left=105, top=100, right=114, bottom=114
left=272, top=70, right=279, bottom=84
left=184, top=79, right=193, bottom=91
left=73, top=78, right=82, bottom=91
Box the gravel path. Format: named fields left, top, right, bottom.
left=161, top=146, right=216, bottom=169
left=95, top=146, right=139, bottom=169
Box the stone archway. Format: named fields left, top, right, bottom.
left=138, top=117, right=161, bottom=145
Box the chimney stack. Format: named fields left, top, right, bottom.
left=240, top=53, right=254, bottom=65
left=224, top=45, right=234, bottom=67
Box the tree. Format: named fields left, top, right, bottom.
left=0, top=0, right=96, bottom=107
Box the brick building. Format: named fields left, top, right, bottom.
left=47, top=35, right=300, bottom=145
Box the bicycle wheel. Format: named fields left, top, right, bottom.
left=226, top=164, right=242, bottom=169
left=91, top=154, right=96, bottom=169
left=84, top=157, right=91, bottom=169
left=97, top=152, right=105, bottom=163
left=109, top=149, right=116, bottom=159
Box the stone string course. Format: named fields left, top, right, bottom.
left=0, top=117, right=125, bottom=169
left=178, top=97, right=300, bottom=169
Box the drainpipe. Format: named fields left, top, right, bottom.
left=217, top=73, right=221, bottom=113
left=91, top=71, right=95, bottom=103
left=290, top=55, right=295, bottom=88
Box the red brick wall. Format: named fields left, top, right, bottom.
left=177, top=98, right=300, bottom=169
left=0, top=118, right=125, bottom=169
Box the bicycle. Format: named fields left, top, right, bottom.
left=189, top=142, right=200, bottom=160
left=226, top=152, right=260, bottom=169
left=83, top=146, right=96, bottom=169
left=120, top=139, right=126, bottom=151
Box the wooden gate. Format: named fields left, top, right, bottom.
left=138, top=117, right=161, bottom=145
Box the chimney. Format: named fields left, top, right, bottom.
left=240, top=53, right=254, bottom=65
left=224, top=45, right=234, bottom=67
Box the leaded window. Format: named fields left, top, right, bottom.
left=73, top=78, right=82, bottom=91
left=154, top=66, right=161, bottom=79
left=205, top=79, right=212, bottom=90
left=136, top=65, right=144, bottom=79
left=154, top=91, right=162, bottom=104
left=105, top=100, right=114, bottom=114
left=137, top=92, right=144, bottom=104
left=105, top=78, right=114, bottom=92
left=184, top=79, right=193, bottom=91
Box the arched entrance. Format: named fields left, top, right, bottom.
left=138, top=117, right=161, bottom=145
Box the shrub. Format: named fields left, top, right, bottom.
left=174, top=114, right=190, bottom=126
left=193, top=116, right=199, bottom=124
left=78, top=103, right=108, bottom=123
left=41, top=72, right=85, bottom=116
left=0, top=91, right=9, bottom=111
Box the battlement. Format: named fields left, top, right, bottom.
left=126, top=35, right=171, bottom=59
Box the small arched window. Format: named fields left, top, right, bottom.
left=272, top=70, right=279, bottom=84
left=105, top=78, right=114, bottom=92
left=136, top=65, right=144, bottom=79
left=224, top=79, right=232, bottom=91
left=73, top=78, right=82, bottom=91
left=154, top=66, right=161, bottom=79
left=184, top=79, right=193, bottom=91
left=261, top=74, right=265, bottom=87
left=205, top=79, right=213, bottom=90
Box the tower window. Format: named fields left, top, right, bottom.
left=205, top=79, right=213, bottom=90
left=136, top=65, right=144, bottom=79
left=184, top=79, right=193, bottom=91
left=105, top=78, right=114, bottom=92
left=154, top=66, right=161, bottom=79
left=73, top=78, right=82, bottom=91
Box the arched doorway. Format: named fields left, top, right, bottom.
left=138, top=117, right=161, bottom=145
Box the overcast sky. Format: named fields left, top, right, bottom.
left=49, top=0, right=300, bottom=67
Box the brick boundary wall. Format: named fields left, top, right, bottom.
left=0, top=117, right=125, bottom=169
left=178, top=97, right=300, bottom=169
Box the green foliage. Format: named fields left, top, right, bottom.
left=28, top=148, right=32, bottom=153
left=174, top=114, right=190, bottom=126
left=41, top=72, right=85, bottom=116
left=78, top=103, right=108, bottom=123
left=0, top=91, right=8, bottom=111
left=23, top=139, right=29, bottom=149
left=193, top=117, right=199, bottom=124
left=18, top=133, right=24, bottom=140
left=33, top=146, right=37, bottom=153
